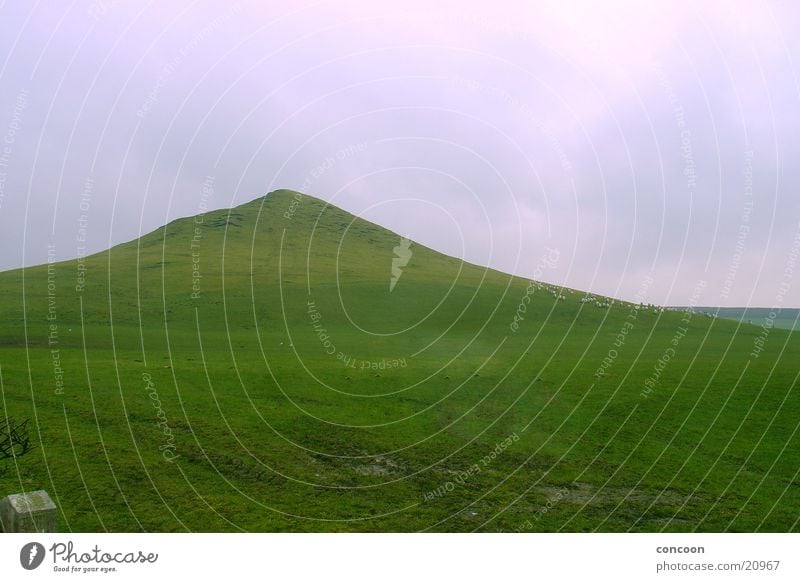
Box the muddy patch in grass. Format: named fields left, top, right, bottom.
left=535, top=482, right=693, bottom=506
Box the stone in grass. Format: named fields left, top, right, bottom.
left=0, top=490, right=57, bottom=533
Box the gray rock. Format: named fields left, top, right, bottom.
left=0, top=490, right=57, bottom=533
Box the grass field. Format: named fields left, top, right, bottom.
left=0, top=190, right=798, bottom=532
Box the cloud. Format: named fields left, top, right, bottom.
left=0, top=0, right=798, bottom=306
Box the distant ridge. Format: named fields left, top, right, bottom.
left=677, top=306, right=800, bottom=331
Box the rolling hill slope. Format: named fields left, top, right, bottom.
left=0, top=189, right=798, bottom=532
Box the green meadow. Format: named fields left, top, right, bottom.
left=0, top=190, right=798, bottom=532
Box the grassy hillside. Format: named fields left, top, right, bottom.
left=0, top=190, right=798, bottom=532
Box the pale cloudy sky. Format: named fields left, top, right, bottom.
left=1, top=0, right=798, bottom=306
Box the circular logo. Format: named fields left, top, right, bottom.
left=20, top=542, right=46, bottom=570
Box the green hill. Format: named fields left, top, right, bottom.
left=0, top=190, right=798, bottom=532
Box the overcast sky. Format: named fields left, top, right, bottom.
left=1, top=0, right=798, bottom=306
